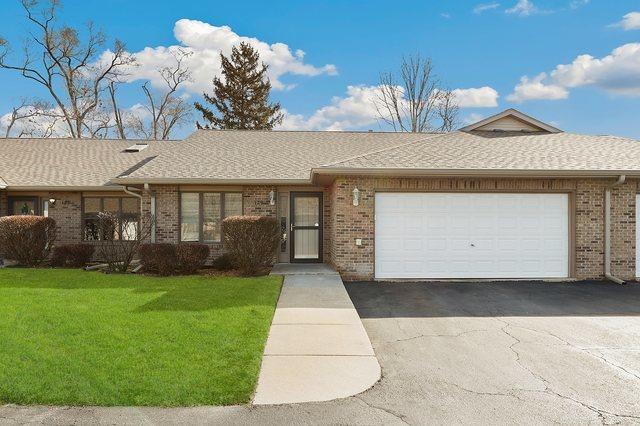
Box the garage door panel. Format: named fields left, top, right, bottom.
left=375, top=193, right=569, bottom=279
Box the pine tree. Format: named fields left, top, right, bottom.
left=194, top=42, right=284, bottom=130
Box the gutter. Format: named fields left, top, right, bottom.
left=604, top=175, right=627, bottom=285
left=111, top=177, right=311, bottom=185
left=311, top=167, right=640, bottom=179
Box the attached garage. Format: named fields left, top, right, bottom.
left=375, top=193, right=570, bottom=279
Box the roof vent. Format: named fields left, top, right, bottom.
left=124, top=143, right=149, bottom=153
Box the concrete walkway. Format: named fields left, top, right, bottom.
left=252, top=264, right=380, bottom=405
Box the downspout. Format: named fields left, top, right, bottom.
left=123, top=186, right=143, bottom=200
left=143, top=184, right=156, bottom=243
left=604, top=175, right=627, bottom=285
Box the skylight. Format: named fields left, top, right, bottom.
left=124, top=143, right=149, bottom=153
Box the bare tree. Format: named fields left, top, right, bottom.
left=108, top=81, right=126, bottom=139
left=127, top=49, right=193, bottom=140
left=2, top=99, right=63, bottom=138
left=375, top=54, right=458, bottom=132
left=0, top=0, right=135, bottom=138
left=435, top=89, right=459, bottom=132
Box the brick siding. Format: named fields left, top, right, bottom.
left=141, top=185, right=279, bottom=262
left=329, top=177, right=637, bottom=281
left=0, top=191, right=6, bottom=217
left=47, top=192, right=83, bottom=245
left=4, top=177, right=637, bottom=281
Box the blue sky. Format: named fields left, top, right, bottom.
left=0, top=0, right=639, bottom=138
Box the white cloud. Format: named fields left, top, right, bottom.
left=569, top=0, right=589, bottom=9
left=473, top=2, right=501, bottom=14
left=506, top=0, right=537, bottom=16
left=463, top=113, right=486, bottom=125
left=508, top=43, right=640, bottom=101
left=507, top=73, right=569, bottom=102
left=452, top=87, right=499, bottom=107
left=124, top=19, right=337, bottom=93
left=440, top=13, right=451, bottom=19
left=279, top=85, right=381, bottom=131
left=551, top=43, right=640, bottom=95
left=610, top=12, right=640, bottom=31
left=279, top=85, right=499, bottom=131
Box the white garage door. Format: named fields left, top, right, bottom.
left=375, top=193, right=569, bottom=279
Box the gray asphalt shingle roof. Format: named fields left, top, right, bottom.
left=0, top=138, right=175, bottom=188
left=118, top=130, right=438, bottom=182
left=2, top=128, right=640, bottom=189
left=321, top=131, right=640, bottom=173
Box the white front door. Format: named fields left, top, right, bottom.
left=375, top=193, right=569, bottom=279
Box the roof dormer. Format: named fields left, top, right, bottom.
left=460, top=108, right=562, bottom=133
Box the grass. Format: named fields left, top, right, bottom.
left=0, top=268, right=282, bottom=407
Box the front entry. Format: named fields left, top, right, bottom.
left=290, top=192, right=323, bottom=263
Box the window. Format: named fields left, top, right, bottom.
left=82, top=197, right=140, bottom=241
left=180, top=192, right=243, bottom=242
left=8, top=197, right=39, bottom=215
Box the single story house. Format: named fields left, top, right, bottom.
left=1, top=108, right=639, bottom=282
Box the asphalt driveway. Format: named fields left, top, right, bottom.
left=2, top=280, right=640, bottom=425
left=344, top=280, right=640, bottom=424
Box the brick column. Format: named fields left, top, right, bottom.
left=330, top=177, right=375, bottom=281
left=610, top=180, right=636, bottom=280
left=0, top=191, right=7, bottom=217
left=151, top=185, right=180, bottom=243
left=47, top=192, right=82, bottom=245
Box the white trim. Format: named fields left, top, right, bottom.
left=460, top=108, right=562, bottom=133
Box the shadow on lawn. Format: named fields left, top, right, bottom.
left=346, top=280, right=640, bottom=318
left=0, top=269, right=280, bottom=313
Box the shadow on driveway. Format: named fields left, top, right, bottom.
left=345, top=280, right=640, bottom=318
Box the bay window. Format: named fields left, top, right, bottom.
left=180, top=192, right=243, bottom=242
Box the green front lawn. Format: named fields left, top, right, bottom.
left=0, top=269, right=282, bottom=407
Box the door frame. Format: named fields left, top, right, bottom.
left=290, top=191, right=323, bottom=263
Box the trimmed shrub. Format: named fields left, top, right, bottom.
left=222, top=215, right=280, bottom=276
left=0, top=215, right=57, bottom=266
left=211, top=253, right=235, bottom=271
left=138, top=243, right=177, bottom=276
left=176, top=243, right=210, bottom=274
left=51, top=244, right=95, bottom=267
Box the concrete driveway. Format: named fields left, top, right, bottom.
left=2, top=281, right=640, bottom=425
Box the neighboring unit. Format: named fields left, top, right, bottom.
left=1, top=109, right=638, bottom=282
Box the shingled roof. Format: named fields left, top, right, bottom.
left=3, top=110, right=640, bottom=189
left=114, top=130, right=439, bottom=183
left=0, top=138, right=175, bottom=189
left=313, top=131, right=640, bottom=177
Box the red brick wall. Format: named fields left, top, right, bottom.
left=329, top=177, right=637, bottom=281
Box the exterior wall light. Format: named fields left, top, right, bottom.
left=48, top=198, right=57, bottom=207
left=269, top=190, right=276, bottom=206
left=352, top=187, right=360, bottom=206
